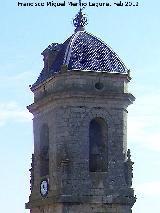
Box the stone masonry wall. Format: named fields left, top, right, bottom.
left=27, top=71, right=135, bottom=212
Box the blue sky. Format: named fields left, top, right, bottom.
left=0, top=0, right=160, bottom=212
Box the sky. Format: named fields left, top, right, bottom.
left=0, top=0, right=160, bottom=212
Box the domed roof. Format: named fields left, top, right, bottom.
left=34, top=30, right=128, bottom=86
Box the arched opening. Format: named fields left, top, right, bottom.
left=40, top=124, right=49, bottom=177
left=89, top=117, right=107, bottom=172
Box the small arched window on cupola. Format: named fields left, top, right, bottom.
left=89, top=118, right=108, bottom=172
left=40, top=124, right=49, bottom=177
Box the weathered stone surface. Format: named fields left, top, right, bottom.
left=26, top=70, right=136, bottom=213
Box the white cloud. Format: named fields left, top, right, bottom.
left=128, top=116, right=160, bottom=152
left=135, top=181, right=160, bottom=196
left=128, top=92, right=160, bottom=152
left=0, top=102, right=32, bottom=126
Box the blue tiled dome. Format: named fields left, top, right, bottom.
left=35, top=30, right=128, bottom=86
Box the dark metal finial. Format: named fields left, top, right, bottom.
left=73, top=0, right=88, bottom=32
left=79, top=0, right=82, bottom=9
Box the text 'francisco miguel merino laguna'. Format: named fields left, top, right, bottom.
left=17, top=1, right=139, bottom=7
left=17, top=1, right=121, bottom=7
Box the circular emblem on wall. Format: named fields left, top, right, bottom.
left=95, top=82, right=104, bottom=90
left=40, top=178, right=49, bottom=197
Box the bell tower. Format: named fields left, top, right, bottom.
left=26, top=7, right=136, bottom=213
